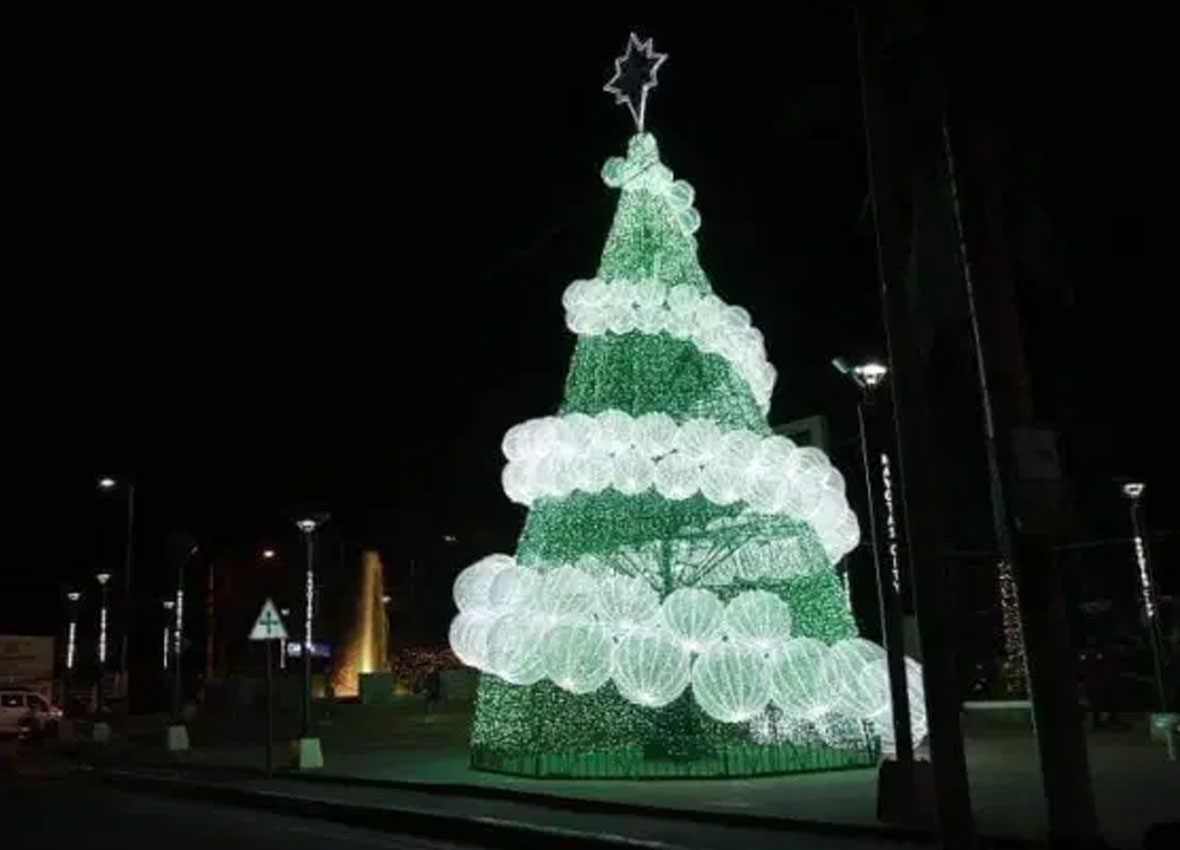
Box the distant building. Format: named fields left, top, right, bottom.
left=774, top=414, right=829, bottom=452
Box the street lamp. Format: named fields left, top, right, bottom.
left=98, top=476, right=136, bottom=705
left=262, top=548, right=276, bottom=560
left=1120, top=482, right=1169, bottom=713
left=95, top=572, right=111, bottom=712
left=833, top=356, right=914, bottom=767
left=295, top=517, right=324, bottom=768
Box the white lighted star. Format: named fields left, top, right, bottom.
left=604, top=33, right=668, bottom=131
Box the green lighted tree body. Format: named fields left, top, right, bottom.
left=452, top=133, right=883, bottom=778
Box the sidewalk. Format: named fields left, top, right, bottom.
left=82, top=705, right=1178, bottom=849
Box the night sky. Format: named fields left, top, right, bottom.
left=5, top=8, right=1175, bottom=637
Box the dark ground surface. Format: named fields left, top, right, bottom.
left=0, top=774, right=476, bottom=850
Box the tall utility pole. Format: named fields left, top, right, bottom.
left=856, top=4, right=1102, bottom=845
left=942, top=116, right=1100, bottom=846
left=121, top=482, right=135, bottom=704
left=854, top=6, right=974, bottom=843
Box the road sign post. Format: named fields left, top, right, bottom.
left=249, top=599, right=288, bottom=778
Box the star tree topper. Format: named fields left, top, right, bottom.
left=604, top=33, right=668, bottom=131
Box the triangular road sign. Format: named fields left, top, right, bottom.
left=250, top=598, right=288, bottom=641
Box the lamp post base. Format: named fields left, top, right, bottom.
left=876, top=757, right=936, bottom=826
left=165, top=724, right=190, bottom=752
left=91, top=721, right=111, bottom=743
left=295, top=737, right=323, bottom=769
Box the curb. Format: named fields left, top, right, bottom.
left=97, top=760, right=1042, bottom=850
left=99, top=767, right=687, bottom=850
left=287, top=770, right=948, bottom=846
left=115, top=757, right=946, bottom=846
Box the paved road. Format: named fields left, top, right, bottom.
left=0, top=776, right=475, bottom=850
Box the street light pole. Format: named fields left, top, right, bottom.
left=95, top=572, right=111, bottom=713
left=834, top=358, right=914, bottom=771
left=297, top=519, right=318, bottom=739
left=1121, top=483, right=1169, bottom=712
left=121, top=483, right=135, bottom=701
left=172, top=557, right=186, bottom=723
left=162, top=600, right=174, bottom=674
left=294, top=518, right=324, bottom=769
left=98, top=477, right=135, bottom=706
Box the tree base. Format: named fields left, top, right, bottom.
left=471, top=739, right=878, bottom=779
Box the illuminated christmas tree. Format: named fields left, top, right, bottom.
left=449, top=34, right=922, bottom=778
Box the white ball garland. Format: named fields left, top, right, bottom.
left=497, top=410, right=861, bottom=563
left=561, top=277, right=776, bottom=413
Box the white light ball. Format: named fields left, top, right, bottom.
left=539, top=566, right=598, bottom=619
left=821, top=638, right=888, bottom=718
left=820, top=467, right=846, bottom=495
left=666, top=284, right=701, bottom=315
left=543, top=620, right=613, bottom=694
left=453, top=554, right=514, bottom=614
left=561, top=278, right=593, bottom=312
left=448, top=611, right=497, bottom=670
left=501, top=461, right=534, bottom=505
left=743, top=473, right=787, bottom=514
left=594, top=409, right=634, bottom=454
left=699, top=462, right=742, bottom=505
left=632, top=412, right=678, bottom=457
left=691, top=641, right=771, bottom=723
left=653, top=453, right=702, bottom=500
left=611, top=629, right=691, bottom=708
left=661, top=587, right=724, bottom=653
left=723, top=590, right=793, bottom=653
left=634, top=305, right=665, bottom=334
left=488, top=565, right=541, bottom=612
left=633, top=278, right=664, bottom=310
left=613, top=449, right=656, bottom=495
left=715, top=429, right=760, bottom=471
left=675, top=419, right=722, bottom=464
left=597, top=573, right=660, bottom=633
left=486, top=613, right=549, bottom=685
left=768, top=637, right=831, bottom=717
left=575, top=451, right=614, bottom=494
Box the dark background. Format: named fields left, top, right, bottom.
left=4, top=8, right=1174, bottom=669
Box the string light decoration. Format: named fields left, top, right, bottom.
left=997, top=559, right=1028, bottom=697
left=456, top=36, right=924, bottom=777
